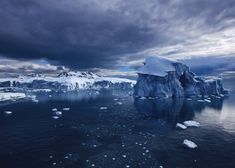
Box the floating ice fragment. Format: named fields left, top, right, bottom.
left=197, top=99, right=205, bottom=102
left=32, top=98, right=39, bottom=103
left=4, top=111, right=12, bottom=114
left=122, top=155, right=127, bottom=158
left=63, top=107, right=70, bottom=111
left=116, top=102, right=122, bottom=105
left=139, top=97, right=146, bottom=100
left=52, top=116, right=59, bottom=119
left=183, top=139, right=197, bottom=149
left=176, top=123, right=187, bottom=130
left=204, top=99, right=211, bottom=103
left=183, top=121, right=200, bottom=127
left=126, top=165, right=130, bottom=168
left=52, top=108, right=57, bottom=111
left=91, top=163, right=95, bottom=167
left=55, top=111, right=62, bottom=115
left=100, top=107, right=108, bottom=110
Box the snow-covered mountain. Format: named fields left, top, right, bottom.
left=134, top=56, right=228, bottom=98
left=0, top=71, right=136, bottom=92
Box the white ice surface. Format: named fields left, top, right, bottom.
left=183, top=139, right=197, bottom=149
left=176, top=123, right=187, bottom=129
left=0, top=92, right=26, bottom=102
left=138, top=56, right=177, bottom=77
left=183, top=120, right=200, bottom=127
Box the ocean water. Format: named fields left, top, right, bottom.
left=0, top=79, right=235, bottom=168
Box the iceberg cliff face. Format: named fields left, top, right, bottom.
left=134, top=57, right=228, bottom=98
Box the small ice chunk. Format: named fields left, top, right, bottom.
left=32, top=99, right=39, bottom=103
left=55, top=111, right=62, bottom=115
left=122, top=155, right=127, bottom=158
left=116, top=102, right=122, bottom=105
left=100, top=107, right=108, bottom=110
left=183, top=139, right=197, bottom=149
left=52, top=116, right=59, bottom=119
left=183, top=121, right=200, bottom=127
left=52, top=108, right=57, bottom=111
left=4, top=111, right=12, bottom=114
left=176, top=123, right=187, bottom=130
left=139, top=97, right=146, bottom=100
left=63, top=108, right=70, bottom=111
left=197, top=99, right=205, bottom=102
left=204, top=99, right=211, bottom=103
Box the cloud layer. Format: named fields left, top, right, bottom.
left=0, top=0, right=235, bottom=74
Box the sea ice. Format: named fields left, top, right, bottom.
left=183, top=139, right=197, bottom=149
left=0, top=92, right=26, bottom=102
left=183, top=121, right=200, bottom=127
left=52, top=116, right=59, bottom=119
left=204, top=99, right=211, bottom=103
left=100, top=107, right=108, bottom=110
left=55, top=111, right=62, bottom=115
left=176, top=123, right=187, bottom=129
left=52, top=108, right=57, bottom=111
left=4, top=111, right=12, bottom=114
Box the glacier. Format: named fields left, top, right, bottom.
left=0, top=71, right=136, bottom=92
left=134, top=56, right=228, bottom=98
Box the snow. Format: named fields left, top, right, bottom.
left=183, top=121, right=200, bottom=127
left=176, top=123, right=187, bottom=129
left=138, top=56, right=177, bottom=77
left=0, top=92, right=26, bottom=102
left=183, top=139, right=198, bottom=149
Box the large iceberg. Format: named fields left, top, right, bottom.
left=134, top=56, right=228, bottom=98
left=0, top=71, right=136, bottom=92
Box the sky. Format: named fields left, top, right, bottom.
left=0, top=0, right=235, bottom=77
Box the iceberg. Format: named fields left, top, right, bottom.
left=134, top=56, right=228, bottom=98
left=183, top=139, right=197, bottom=149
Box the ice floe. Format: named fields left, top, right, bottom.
left=204, top=99, right=211, bottom=103
left=100, top=107, right=108, bottom=110
left=4, top=111, right=12, bottom=114
left=63, top=107, right=70, bottom=111
left=176, top=123, right=187, bottom=130
left=183, top=139, right=197, bottom=149
left=52, top=116, right=60, bottom=119
left=55, top=111, right=62, bottom=115
left=52, top=108, right=57, bottom=111
left=183, top=121, right=200, bottom=127
left=0, top=92, right=26, bottom=102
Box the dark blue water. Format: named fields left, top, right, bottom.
left=0, top=79, right=235, bottom=168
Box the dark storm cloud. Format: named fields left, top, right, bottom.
left=0, top=0, right=235, bottom=69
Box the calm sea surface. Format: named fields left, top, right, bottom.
left=0, top=77, right=235, bottom=168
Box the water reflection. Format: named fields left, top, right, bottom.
left=134, top=97, right=224, bottom=126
